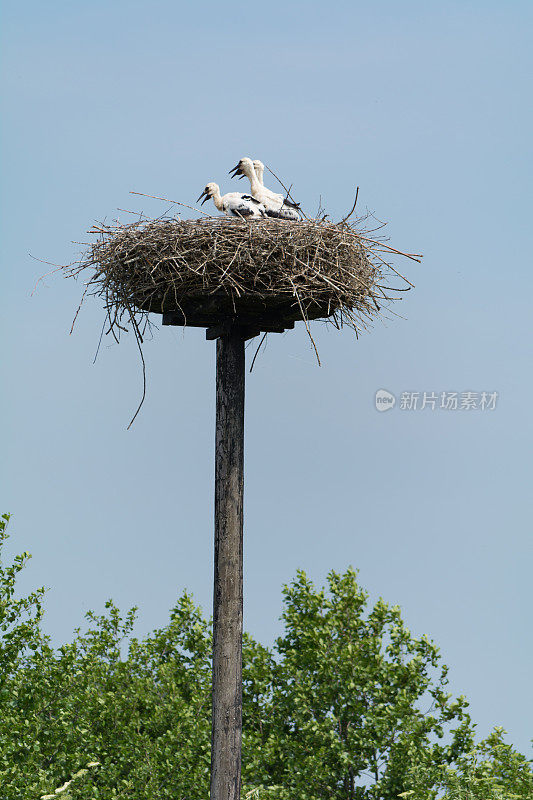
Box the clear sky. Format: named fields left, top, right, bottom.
left=1, top=0, right=532, bottom=754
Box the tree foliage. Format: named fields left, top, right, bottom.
left=243, top=569, right=474, bottom=800
left=405, top=727, right=533, bottom=799
left=0, top=515, right=530, bottom=800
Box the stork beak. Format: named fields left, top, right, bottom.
left=200, top=194, right=210, bottom=206
left=229, top=164, right=240, bottom=177
left=197, top=190, right=207, bottom=203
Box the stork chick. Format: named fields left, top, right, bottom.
left=197, top=182, right=266, bottom=218
left=229, top=157, right=300, bottom=221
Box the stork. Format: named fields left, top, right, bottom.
left=229, top=158, right=300, bottom=221
left=197, top=183, right=266, bottom=218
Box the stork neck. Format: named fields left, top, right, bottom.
left=245, top=167, right=261, bottom=194
left=212, top=188, right=224, bottom=212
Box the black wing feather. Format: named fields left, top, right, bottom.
left=230, top=205, right=255, bottom=217
left=282, top=198, right=301, bottom=209
left=241, top=194, right=262, bottom=205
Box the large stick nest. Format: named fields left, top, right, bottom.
left=67, top=214, right=416, bottom=342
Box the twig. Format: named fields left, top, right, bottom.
left=117, top=207, right=148, bottom=217
left=92, top=316, right=107, bottom=364
left=289, top=279, right=321, bottom=366
left=129, top=191, right=214, bottom=218
left=249, top=332, right=267, bottom=373
left=366, top=249, right=416, bottom=288
left=69, top=285, right=89, bottom=334
left=125, top=302, right=147, bottom=430
left=359, top=235, right=423, bottom=262
left=30, top=257, right=69, bottom=296
left=341, top=187, right=359, bottom=224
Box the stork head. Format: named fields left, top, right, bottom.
left=197, top=182, right=219, bottom=205
left=229, top=157, right=255, bottom=180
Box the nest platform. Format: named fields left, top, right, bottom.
left=73, top=214, right=402, bottom=342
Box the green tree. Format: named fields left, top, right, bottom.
left=0, top=515, right=212, bottom=798
left=242, top=568, right=474, bottom=800
left=1, top=597, right=213, bottom=797
left=0, top=516, right=531, bottom=800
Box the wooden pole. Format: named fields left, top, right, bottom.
left=211, top=326, right=245, bottom=800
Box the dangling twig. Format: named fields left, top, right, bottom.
left=69, top=285, right=89, bottom=334
left=125, top=303, right=147, bottom=430
left=92, top=316, right=107, bottom=364
left=249, top=332, right=267, bottom=373
left=289, top=279, right=321, bottom=366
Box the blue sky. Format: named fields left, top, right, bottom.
left=1, top=0, right=532, bottom=753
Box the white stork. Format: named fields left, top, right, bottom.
left=197, top=182, right=266, bottom=218
left=229, top=157, right=300, bottom=221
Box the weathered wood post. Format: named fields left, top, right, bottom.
left=211, top=324, right=246, bottom=800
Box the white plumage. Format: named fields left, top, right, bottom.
left=253, top=159, right=265, bottom=185
left=229, top=157, right=300, bottom=221
left=197, top=182, right=266, bottom=218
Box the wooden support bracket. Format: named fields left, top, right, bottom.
left=206, top=323, right=260, bottom=342
left=162, top=310, right=296, bottom=339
